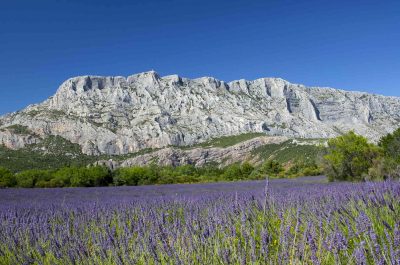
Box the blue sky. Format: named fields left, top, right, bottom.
left=1, top=0, right=399, bottom=114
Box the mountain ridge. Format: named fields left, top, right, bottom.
left=1, top=70, right=399, bottom=156
left=41, top=70, right=398, bottom=97
left=48, top=71, right=400, bottom=101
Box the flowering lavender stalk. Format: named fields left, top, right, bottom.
left=263, top=176, right=270, bottom=216
left=0, top=176, right=399, bottom=264
left=354, top=242, right=367, bottom=265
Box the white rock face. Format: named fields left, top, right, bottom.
left=1, top=70, right=399, bottom=155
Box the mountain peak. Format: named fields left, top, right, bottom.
left=56, top=75, right=126, bottom=94
left=127, top=70, right=160, bottom=85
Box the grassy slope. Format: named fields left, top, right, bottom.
left=178, top=132, right=266, bottom=149
left=251, top=139, right=325, bottom=164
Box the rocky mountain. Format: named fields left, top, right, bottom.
left=1, top=70, right=399, bottom=156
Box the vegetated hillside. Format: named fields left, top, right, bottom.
left=96, top=134, right=324, bottom=170
left=1, top=70, right=399, bottom=157
left=0, top=133, right=323, bottom=172
left=179, top=132, right=266, bottom=148
left=0, top=136, right=97, bottom=172
left=251, top=139, right=323, bottom=164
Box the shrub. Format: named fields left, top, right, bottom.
left=285, top=162, right=322, bottom=178
left=301, top=165, right=322, bottom=176
left=241, top=162, right=255, bottom=177
left=51, top=166, right=111, bottom=187
left=367, top=157, right=400, bottom=180
left=52, top=167, right=73, bottom=187
left=84, top=166, right=111, bottom=186
left=258, top=160, right=284, bottom=178
left=379, top=128, right=400, bottom=163
left=113, top=166, right=155, bottom=186
left=222, top=164, right=242, bottom=181
left=323, top=131, right=382, bottom=181
left=197, top=164, right=223, bottom=181
left=15, top=170, right=38, bottom=188
left=33, top=170, right=54, bottom=188
left=0, top=167, right=16, bottom=188
left=14, top=169, right=54, bottom=188
left=222, top=162, right=255, bottom=181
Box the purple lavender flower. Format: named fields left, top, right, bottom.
left=356, top=212, right=372, bottom=235
left=0, top=176, right=399, bottom=264
left=394, top=223, right=400, bottom=248
left=354, top=242, right=367, bottom=265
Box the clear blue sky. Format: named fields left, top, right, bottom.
left=1, top=0, right=399, bottom=115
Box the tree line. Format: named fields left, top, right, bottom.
left=0, top=160, right=320, bottom=188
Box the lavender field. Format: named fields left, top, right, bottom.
left=0, top=176, right=399, bottom=264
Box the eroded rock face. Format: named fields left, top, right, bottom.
left=95, top=136, right=288, bottom=168
left=1, top=70, right=399, bottom=155
left=0, top=129, right=40, bottom=149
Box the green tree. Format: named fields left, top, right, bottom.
left=113, top=166, right=155, bottom=186
left=172, top=164, right=199, bottom=183
left=323, top=131, right=381, bottom=181
left=84, top=166, right=111, bottom=186
left=241, top=162, right=255, bottom=177
left=157, top=166, right=177, bottom=184
left=14, top=169, right=55, bottom=188
left=222, top=164, right=243, bottom=181
left=367, top=156, right=400, bottom=180
left=379, top=128, right=400, bottom=163
left=15, top=170, right=42, bottom=188
left=0, top=167, right=16, bottom=187
left=32, top=170, right=54, bottom=188
left=222, top=162, right=255, bottom=181
left=259, top=160, right=284, bottom=178
left=55, top=166, right=111, bottom=187
left=284, top=162, right=321, bottom=178
left=197, top=164, right=223, bottom=182
left=51, top=167, right=73, bottom=187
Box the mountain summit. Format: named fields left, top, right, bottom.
left=1, top=71, right=399, bottom=155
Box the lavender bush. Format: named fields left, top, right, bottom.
left=0, top=176, right=399, bottom=264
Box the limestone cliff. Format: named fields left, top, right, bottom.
left=0, top=71, right=399, bottom=155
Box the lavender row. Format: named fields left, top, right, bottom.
left=0, top=177, right=399, bottom=264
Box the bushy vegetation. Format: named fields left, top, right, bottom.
left=251, top=139, right=323, bottom=164
left=0, top=166, right=111, bottom=188
left=0, top=159, right=322, bottom=188
left=379, top=128, right=400, bottom=163
left=0, top=167, right=15, bottom=188
left=323, top=131, right=381, bottom=181
left=323, top=129, right=400, bottom=181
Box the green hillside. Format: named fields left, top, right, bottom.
left=0, top=134, right=324, bottom=172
